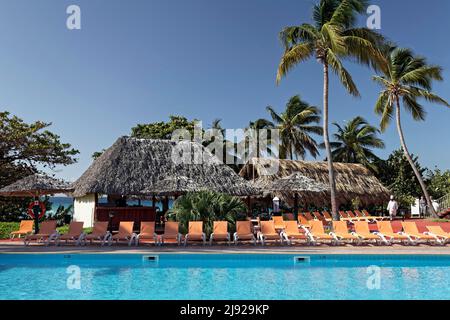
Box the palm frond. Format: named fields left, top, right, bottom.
left=402, top=95, right=426, bottom=121
left=276, top=42, right=314, bottom=84
left=327, top=49, right=360, bottom=96
left=266, top=106, right=284, bottom=124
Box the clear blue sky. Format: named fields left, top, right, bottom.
left=1, top=0, right=449, bottom=181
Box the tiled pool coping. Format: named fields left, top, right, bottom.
left=1, top=243, right=450, bottom=255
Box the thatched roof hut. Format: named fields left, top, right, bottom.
left=0, top=174, right=73, bottom=197
left=239, top=158, right=390, bottom=206
left=269, top=173, right=328, bottom=193
left=72, top=137, right=257, bottom=197
left=141, top=176, right=208, bottom=196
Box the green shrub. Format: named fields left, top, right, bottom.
left=0, top=222, right=20, bottom=239
left=166, top=191, right=246, bottom=237
left=259, top=212, right=271, bottom=221
left=0, top=222, right=92, bottom=239
left=57, top=225, right=92, bottom=234
left=235, top=212, right=248, bottom=221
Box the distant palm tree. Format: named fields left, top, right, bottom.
left=276, top=0, right=385, bottom=219
left=205, top=119, right=240, bottom=171
left=265, top=95, right=322, bottom=160
left=373, top=46, right=450, bottom=216
left=245, top=118, right=276, bottom=159
left=322, top=116, right=384, bottom=170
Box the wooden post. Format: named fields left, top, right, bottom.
left=163, top=196, right=169, bottom=213
left=294, top=193, right=299, bottom=215
left=152, top=195, right=156, bottom=210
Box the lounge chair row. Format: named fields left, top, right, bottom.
left=22, top=221, right=112, bottom=246
left=19, top=220, right=256, bottom=246
left=264, top=219, right=447, bottom=246
left=292, top=210, right=385, bottom=225
left=15, top=219, right=450, bottom=246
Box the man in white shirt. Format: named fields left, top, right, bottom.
left=387, top=195, right=398, bottom=221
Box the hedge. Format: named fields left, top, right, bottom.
left=0, top=222, right=20, bottom=239
left=0, top=222, right=92, bottom=239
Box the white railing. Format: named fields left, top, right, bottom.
left=436, top=193, right=450, bottom=213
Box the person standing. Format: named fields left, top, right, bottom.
left=387, top=195, right=399, bottom=221
left=419, top=196, right=427, bottom=218
left=431, top=196, right=440, bottom=215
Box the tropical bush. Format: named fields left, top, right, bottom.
left=0, top=222, right=93, bottom=239
left=47, top=205, right=74, bottom=227
left=166, top=191, right=247, bottom=237
left=0, top=222, right=20, bottom=239
left=427, top=168, right=450, bottom=199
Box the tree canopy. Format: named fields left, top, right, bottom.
left=131, top=115, right=199, bottom=139
left=374, top=149, right=426, bottom=207
left=0, top=111, right=78, bottom=221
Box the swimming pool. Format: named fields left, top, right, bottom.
left=0, top=253, right=449, bottom=300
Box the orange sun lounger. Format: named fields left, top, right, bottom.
left=10, top=220, right=34, bottom=239
left=83, top=221, right=110, bottom=245
left=304, top=212, right=315, bottom=221
left=330, top=221, right=360, bottom=244
left=210, top=221, right=230, bottom=245
left=281, top=221, right=307, bottom=245
left=160, top=221, right=182, bottom=245
left=24, top=220, right=57, bottom=246
left=233, top=221, right=256, bottom=245
left=109, top=221, right=136, bottom=246
left=346, top=211, right=366, bottom=222
left=258, top=221, right=282, bottom=245
left=136, top=221, right=157, bottom=245
left=307, top=220, right=335, bottom=245
left=297, top=214, right=310, bottom=228
left=354, top=210, right=376, bottom=223
left=339, top=211, right=354, bottom=223
left=376, top=221, right=410, bottom=244
left=353, top=221, right=386, bottom=245
left=401, top=222, right=442, bottom=245
left=426, top=226, right=450, bottom=243
left=55, top=221, right=85, bottom=246
left=312, top=211, right=327, bottom=223
left=272, top=216, right=285, bottom=231
left=184, top=221, right=206, bottom=245
left=321, top=211, right=333, bottom=222
left=361, top=209, right=385, bottom=221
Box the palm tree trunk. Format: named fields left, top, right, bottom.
left=395, top=97, right=437, bottom=217
left=323, top=62, right=339, bottom=220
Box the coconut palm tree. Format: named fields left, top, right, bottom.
left=276, top=0, right=385, bottom=219
left=322, top=116, right=384, bottom=170
left=205, top=119, right=241, bottom=172
left=243, top=119, right=274, bottom=159
left=373, top=46, right=450, bottom=216
left=265, top=95, right=322, bottom=160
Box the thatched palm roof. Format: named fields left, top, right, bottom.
left=141, top=176, right=207, bottom=196
left=0, top=174, right=73, bottom=197
left=269, top=173, right=328, bottom=193
left=239, top=158, right=389, bottom=206
left=72, top=137, right=258, bottom=197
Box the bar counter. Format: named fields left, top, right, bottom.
left=95, top=206, right=157, bottom=231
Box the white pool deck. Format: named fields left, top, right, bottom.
left=1, top=241, right=450, bottom=255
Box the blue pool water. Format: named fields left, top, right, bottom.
left=0, top=254, right=449, bottom=300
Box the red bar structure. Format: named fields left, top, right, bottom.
left=95, top=207, right=156, bottom=231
